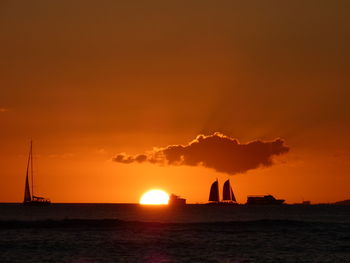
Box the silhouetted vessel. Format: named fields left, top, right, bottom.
left=23, top=141, right=51, bottom=205
left=208, top=179, right=237, bottom=204
left=169, top=194, right=186, bottom=206
left=246, top=195, right=284, bottom=205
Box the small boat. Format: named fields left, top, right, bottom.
left=23, top=141, right=51, bottom=205
left=168, top=194, right=186, bottom=206
left=246, top=195, right=284, bottom=205
left=208, top=179, right=237, bottom=205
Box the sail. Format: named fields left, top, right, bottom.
left=231, top=188, right=236, bottom=202
left=23, top=173, right=31, bottom=202
left=223, top=179, right=236, bottom=201
left=208, top=180, right=219, bottom=202
left=23, top=141, right=32, bottom=203
left=22, top=140, right=51, bottom=205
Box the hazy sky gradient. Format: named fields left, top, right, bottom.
left=1, top=1, right=349, bottom=203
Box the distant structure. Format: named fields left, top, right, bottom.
left=169, top=194, right=186, bottom=206
left=246, top=195, right=284, bottom=205
left=208, top=179, right=237, bottom=204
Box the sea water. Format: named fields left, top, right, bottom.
left=0, top=204, right=349, bottom=262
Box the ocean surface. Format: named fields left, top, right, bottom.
left=0, top=204, right=350, bottom=263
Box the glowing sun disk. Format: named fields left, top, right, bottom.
left=140, top=189, right=169, bottom=205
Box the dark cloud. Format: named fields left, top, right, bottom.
left=113, top=133, right=289, bottom=175
left=114, top=153, right=147, bottom=164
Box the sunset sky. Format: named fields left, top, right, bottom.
left=1, top=1, right=349, bottom=203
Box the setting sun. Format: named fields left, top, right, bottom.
left=139, top=189, right=169, bottom=205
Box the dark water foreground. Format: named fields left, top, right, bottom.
left=0, top=204, right=350, bottom=262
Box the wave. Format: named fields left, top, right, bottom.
left=0, top=219, right=346, bottom=229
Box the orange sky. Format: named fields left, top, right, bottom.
left=1, top=1, right=350, bottom=203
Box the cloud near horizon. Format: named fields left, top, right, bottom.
left=113, top=133, right=289, bottom=175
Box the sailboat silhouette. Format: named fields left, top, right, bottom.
left=208, top=179, right=237, bottom=204
left=23, top=141, right=51, bottom=205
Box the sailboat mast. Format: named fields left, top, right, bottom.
left=30, top=140, right=34, bottom=197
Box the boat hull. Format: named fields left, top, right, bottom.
left=23, top=201, right=51, bottom=206
left=246, top=195, right=285, bottom=205
left=206, top=202, right=239, bottom=206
